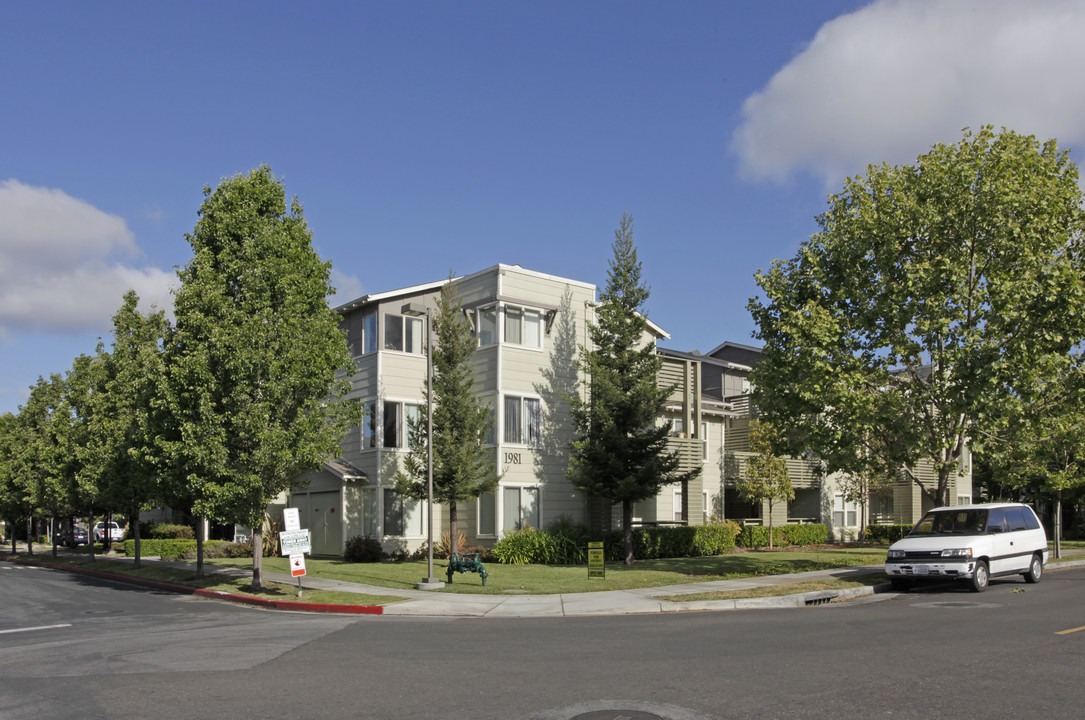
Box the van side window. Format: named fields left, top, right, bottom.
left=1023, top=508, right=1041, bottom=530
left=986, top=508, right=1007, bottom=533
left=1004, top=507, right=1028, bottom=532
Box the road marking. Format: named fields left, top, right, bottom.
left=1055, top=625, right=1085, bottom=635
left=0, top=624, right=72, bottom=636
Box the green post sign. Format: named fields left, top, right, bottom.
left=588, top=541, right=605, bottom=579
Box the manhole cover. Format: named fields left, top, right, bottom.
left=572, top=713, right=663, bottom=720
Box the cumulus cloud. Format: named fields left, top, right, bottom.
left=732, top=0, right=1085, bottom=185
left=0, top=180, right=174, bottom=340
left=329, top=267, right=364, bottom=305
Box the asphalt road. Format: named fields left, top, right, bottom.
left=2, top=562, right=1083, bottom=719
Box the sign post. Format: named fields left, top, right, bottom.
left=588, top=541, right=605, bottom=579
left=279, top=509, right=310, bottom=597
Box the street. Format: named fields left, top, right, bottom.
left=2, top=562, right=1083, bottom=719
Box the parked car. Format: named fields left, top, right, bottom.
left=92, top=521, right=125, bottom=543
left=885, top=502, right=1048, bottom=592
left=59, top=527, right=89, bottom=547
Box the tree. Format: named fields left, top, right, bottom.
left=0, top=412, right=34, bottom=553
left=163, top=166, right=359, bottom=589
left=80, top=292, right=168, bottom=568
left=394, top=280, right=499, bottom=556
left=978, top=352, right=1085, bottom=558
left=737, top=420, right=794, bottom=549
left=568, top=213, right=700, bottom=565
left=749, top=127, right=1085, bottom=509
left=20, top=373, right=78, bottom=557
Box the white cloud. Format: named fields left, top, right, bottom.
left=0, top=180, right=175, bottom=340
left=732, top=0, right=1085, bottom=185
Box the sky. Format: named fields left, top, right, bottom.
left=4, top=0, right=1085, bottom=415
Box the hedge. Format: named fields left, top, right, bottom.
left=864, top=524, right=913, bottom=543
left=124, top=538, right=233, bottom=559
left=736, top=523, right=828, bottom=549
left=603, top=522, right=740, bottom=562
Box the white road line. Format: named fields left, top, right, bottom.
left=0, top=624, right=72, bottom=636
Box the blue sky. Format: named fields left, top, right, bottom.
left=4, top=0, right=1085, bottom=415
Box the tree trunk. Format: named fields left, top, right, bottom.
left=767, top=499, right=775, bottom=550
left=26, top=517, right=33, bottom=555
left=622, top=500, right=634, bottom=565
left=87, top=514, right=95, bottom=561
left=251, top=525, right=264, bottom=590
left=51, top=515, right=58, bottom=558
left=449, top=502, right=460, bottom=556
left=195, top=517, right=204, bottom=580
left=132, top=512, right=142, bottom=569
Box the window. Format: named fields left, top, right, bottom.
left=383, top=401, right=421, bottom=449
left=362, top=312, right=377, bottom=354
left=957, top=496, right=971, bottom=506
left=383, top=489, right=422, bottom=536
left=362, top=401, right=377, bottom=449
left=344, top=310, right=377, bottom=356
left=361, top=487, right=377, bottom=536
left=478, top=306, right=497, bottom=346
left=384, top=313, right=423, bottom=353
left=478, top=491, right=496, bottom=536
left=504, top=306, right=541, bottom=348
left=702, top=421, right=709, bottom=460
left=673, top=488, right=683, bottom=523
left=504, top=396, right=540, bottom=446
left=502, top=487, right=539, bottom=531
left=833, top=494, right=857, bottom=527
left=702, top=491, right=710, bottom=524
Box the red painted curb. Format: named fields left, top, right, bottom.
left=3, top=555, right=383, bottom=615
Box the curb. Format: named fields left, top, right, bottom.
left=3, top=555, right=383, bottom=615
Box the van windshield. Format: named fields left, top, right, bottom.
left=909, top=509, right=987, bottom=535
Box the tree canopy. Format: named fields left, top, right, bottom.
left=163, top=166, right=359, bottom=588
left=749, top=127, right=1085, bottom=508
left=737, top=420, right=793, bottom=549
left=568, top=213, right=699, bottom=564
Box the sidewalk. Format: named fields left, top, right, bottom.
left=9, top=544, right=1084, bottom=618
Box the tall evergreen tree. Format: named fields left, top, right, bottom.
left=163, top=166, right=359, bottom=589
left=568, top=214, right=700, bottom=565
left=395, top=279, right=499, bottom=556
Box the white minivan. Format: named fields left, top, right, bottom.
left=885, top=503, right=1048, bottom=592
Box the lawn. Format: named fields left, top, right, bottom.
left=203, top=546, right=887, bottom=595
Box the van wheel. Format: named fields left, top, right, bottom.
left=968, top=560, right=989, bottom=593
left=1024, top=554, right=1043, bottom=584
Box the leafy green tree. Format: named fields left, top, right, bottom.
left=978, top=353, right=1085, bottom=558
left=568, top=213, right=700, bottom=565
left=749, top=127, right=1085, bottom=508
left=19, top=373, right=78, bottom=557
left=78, top=292, right=169, bottom=568
left=163, top=166, right=359, bottom=589
left=737, top=420, right=794, bottom=549
left=0, top=412, right=34, bottom=553
left=394, top=280, right=499, bottom=555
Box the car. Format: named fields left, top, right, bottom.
left=92, top=521, right=125, bottom=543
left=59, top=527, right=89, bottom=547
left=885, top=502, right=1048, bottom=592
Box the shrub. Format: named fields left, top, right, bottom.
left=344, top=535, right=384, bottom=563
left=491, top=526, right=587, bottom=565
left=783, top=523, right=828, bottom=546
left=124, top=538, right=235, bottom=559
left=435, top=531, right=468, bottom=559
left=865, top=524, right=912, bottom=543
left=735, top=523, right=828, bottom=549
left=144, top=523, right=195, bottom=540
left=604, top=522, right=740, bottom=561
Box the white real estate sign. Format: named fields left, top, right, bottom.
left=279, top=529, right=311, bottom=556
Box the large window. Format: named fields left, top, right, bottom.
left=478, top=306, right=497, bottom=346
left=504, top=306, right=541, bottom=348
left=833, top=494, right=858, bottom=527
left=361, top=487, right=377, bottom=536
left=673, top=488, right=684, bottom=523
left=362, top=400, right=377, bottom=449
left=343, top=310, right=377, bottom=356
left=478, top=491, right=496, bottom=536
left=383, top=489, right=422, bottom=536
left=384, top=313, right=424, bottom=354
left=383, top=401, right=421, bottom=449
left=502, top=486, right=539, bottom=532
left=504, top=396, right=540, bottom=446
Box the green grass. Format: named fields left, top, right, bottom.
left=202, top=547, right=887, bottom=595
left=656, top=573, right=887, bottom=602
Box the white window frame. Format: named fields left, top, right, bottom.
left=673, top=488, right=683, bottom=523
left=501, top=485, right=540, bottom=533
left=382, top=400, right=422, bottom=449
left=833, top=494, right=858, bottom=527
left=477, top=305, right=498, bottom=347
left=362, top=400, right=377, bottom=450
left=503, top=305, right=542, bottom=349
left=382, top=488, right=423, bottom=537
left=383, top=313, right=424, bottom=354
left=504, top=395, right=541, bottom=447
left=477, top=491, right=497, bottom=538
